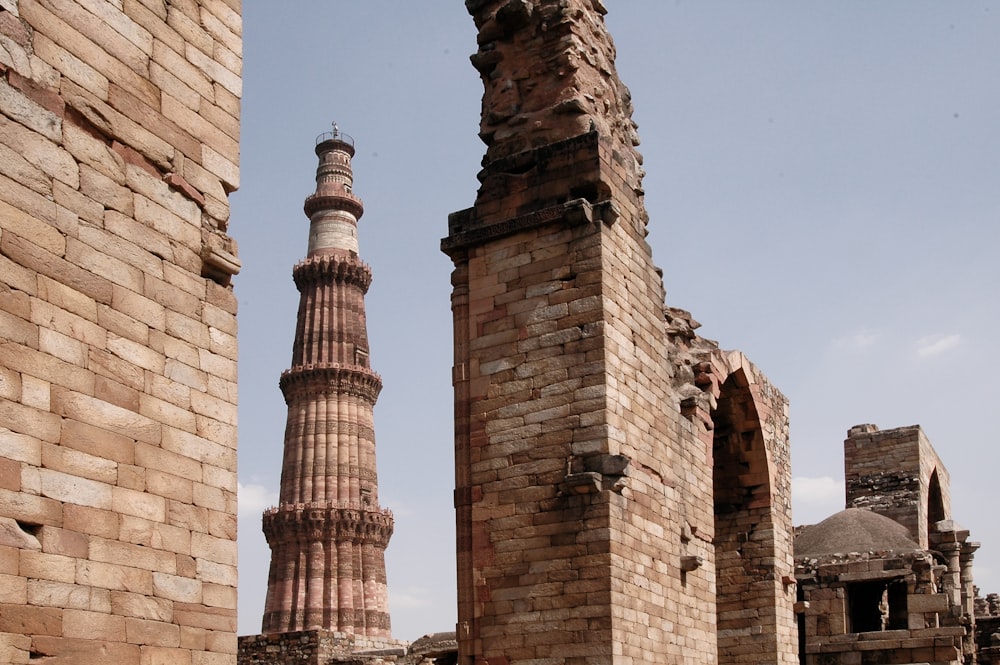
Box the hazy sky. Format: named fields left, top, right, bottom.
left=233, top=2, right=1000, bottom=641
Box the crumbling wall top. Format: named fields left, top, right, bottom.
left=466, top=0, right=641, bottom=173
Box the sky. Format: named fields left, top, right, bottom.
left=233, top=2, right=1000, bottom=641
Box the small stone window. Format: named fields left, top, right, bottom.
left=847, top=578, right=908, bottom=632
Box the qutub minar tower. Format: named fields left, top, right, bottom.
left=260, top=125, right=394, bottom=638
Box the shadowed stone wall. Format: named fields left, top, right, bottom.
left=0, top=0, right=241, bottom=662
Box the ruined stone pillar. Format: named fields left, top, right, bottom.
left=443, top=2, right=721, bottom=663
left=261, top=127, right=394, bottom=638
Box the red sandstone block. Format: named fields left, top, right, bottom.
left=178, top=625, right=206, bottom=651
left=197, top=348, right=236, bottom=384
left=125, top=617, right=180, bottom=647
left=60, top=419, right=135, bottom=466
left=165, top=501, right=209, bottom=536
left=206, top=511, right=235, bottom=543
left=0, top=603, right=62, bottom=635
left=110, top=590, right=172, bottom=622
left=0, top=574, right=27, bottom=604
left=0, top=306, right=40, bottom=349
left=0, top=396, right=61, bottom=442
left=52, top=387, right=161, bottom=445
left=35, top=525, right=88, bottom=558
left=172, top=602, right=234, bottom=632
left=108, top=80, right=200, bottom=161
left=139, top=394, right=196, bottom=435
left=27, top=579, right=110, bottom=613
left=92, top=537, right=176, bottom=576
left=150, top=39, right=213, bottom=104
left=96, top=307, right=151, bottom=351
left=111, top=486, right=166, bottom=524
left=62, top=505, right=119, bottom=541
left=2, top=231, right=113, bottom=304
left=161, top=93, right=235, bottom=160
left=0, top=196, right=65, bottom=256
left=31, top=636, right=140, bottom=664
left=140, top=645, right=194, bottom=665
left=201, top=584, right=235, bottom=611
left=93, top=375, right=141, bottom=413
left=144, top=470, right=194, bottom=506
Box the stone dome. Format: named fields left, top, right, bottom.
left=795, top=507, right=921, bottom=558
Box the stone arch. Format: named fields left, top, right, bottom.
left=688, top=350, right=798, bottom=665
left=927, top=468, right=946, bottom=533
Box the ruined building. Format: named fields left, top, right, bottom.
left=2, top=2, right=988, bottom=665
left=0, top=0, right=241, bottom=663
left=795, top=424, right=979, bottom=665
left=441, top=1, right=796, bottom=663
left=238, top=129, right=401, bottom=663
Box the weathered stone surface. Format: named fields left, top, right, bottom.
left=444, top=3, right=795, bottom=664
left=0, top=0, right=240, bottom=662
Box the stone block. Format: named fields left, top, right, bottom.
left=110, top=590, right=173, bottom=621
left=0, top=77, right=62, bottom=142
left=29, top=636, right=141, bottom=665
left=112, top=486, right=166, bottom=523
left=152, top=572, right=201, bottom=603
left=136, top=443, right=201, bottom=484
left=0, top=487, right=62, bottom=526
left=52, top=387, right=161, bottom=445
left=0, top=603, right=62, bottom=636
left=77, top=559, right=152, bottom=594
left=125, top=617, right=180, bottom=647
left=62, top=504, right=120, bottom=539
left=172, top=602, right=234, bottom=632
left=0, top=196, right=65, bottom=256
left=27, top=579, right=110, bottom=612
left=0, top=574, right=27, bottom=604
left=0, top=232, right=111, bottom=304
left=0, top=631, right=31, bottom=664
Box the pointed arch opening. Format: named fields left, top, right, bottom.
left=711, top=369, right=778, bottom=665
left=927, top=468, right=946, bottom=538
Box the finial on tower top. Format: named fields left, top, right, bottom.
left=315, top=122, right=354, bottom=150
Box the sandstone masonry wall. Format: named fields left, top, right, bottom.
left=446, top=2, right=796, bottom=663
left=0, top=1, right=241, bottom=663
left=845, top=424, right=952, bottom=549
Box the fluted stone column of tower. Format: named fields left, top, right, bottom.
left=261, top=127, right=394, bottom=638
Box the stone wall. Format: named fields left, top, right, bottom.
left=845, top=424, right=952, bottom=549
left=0, top=1, right=241, bottom=663
left=444, top=2, right=796, bottom=663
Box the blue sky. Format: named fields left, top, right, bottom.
left=234, top=2, right=1000, bottom=640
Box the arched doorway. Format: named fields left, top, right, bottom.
left=712, top=369, right=780, bottom=665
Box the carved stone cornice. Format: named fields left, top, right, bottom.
left=262, top=502, right=395, bottom=548
left=292, top=253, right=373, bottom=292
left=280, top=363, right=382, bottom=402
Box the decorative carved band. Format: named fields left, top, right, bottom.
left=262, top=502, right=395, bottom=548
left=303, top=191, right=365, bottom=219
left=280, top=363, right=383, bottom=402
left=292, top=254, right=373, bottom=292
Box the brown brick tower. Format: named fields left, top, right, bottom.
left=260, top=126, right=394, bottom=638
